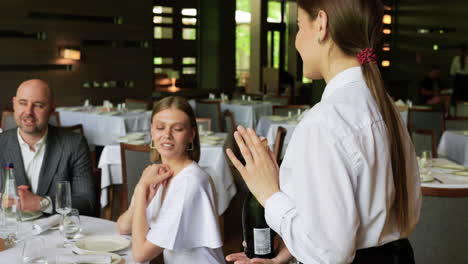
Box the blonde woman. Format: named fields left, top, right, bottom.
left=226, top=0, right=421, bottom=263
left=117, top=96, right=224, bottom=264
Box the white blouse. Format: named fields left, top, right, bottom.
left=265, top=67, right=421, bottom=263
left=145, top=161, right=225, bottom=264
left=450, top=55, right=468, bottom=75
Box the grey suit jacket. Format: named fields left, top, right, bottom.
left=0, top=125, right=96, bottom=216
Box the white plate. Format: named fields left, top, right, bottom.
left=434, top=164, right=466, bottom=170
left=84, top=252, right=125, bottom=264
left=75, top=235, right=130, bottom=253
left=21, top=211, right=43, bottom=221
left=200, top=135, right=223, bottom=141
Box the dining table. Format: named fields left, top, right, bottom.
left=437, top=130, right=468, bottom=166
left=56, top=107, right=151, bottom=146
left=256, top=115, right=300, bottom=159
left=0, top=215, right=134, bottom=263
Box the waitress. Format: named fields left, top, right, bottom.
left=226, top=0, right=421, bottom=263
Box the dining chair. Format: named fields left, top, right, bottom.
left=273, top=126, right=287, bottom=164
left=49, top=111, right=61, bottom=127
left=409, top=187, right=468, bottom=264
left=120, top=143, right=151, bottom=215
left=407, top=107, right=445, bottom=144
left=196, top=117, right=212, bottom=132
left=195, top=100, right=223, bottom=132
left=455, top=102, right=468, bottom=117
left=1, top=110, right=16, bottom=131
left=125, top=98, right=152, bottom=110
left=411, top=129, right=437, bottom=158
left=445, top=117, right=468, bottom=130
left=273, top=105, right=310, bottom=117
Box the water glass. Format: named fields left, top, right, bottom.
left=59, top=208, right=81, bottom=247
left=22, top=237, right=47, bottom=264
left=55, top=181, right=71, bottom=215
left=420, top=150, right=433, bottom=168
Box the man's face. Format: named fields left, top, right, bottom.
left=12, top=82, right=52, bottom=135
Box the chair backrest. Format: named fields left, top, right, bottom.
left=120, top=143, right=151, bottom=214
left=195, top=100, right=223, bottom=132
left=61, top=124, right=84, bottom=135
left=456, top=102, right=468, bottom=117
left=263, top=94, right=290, bottom=105
left=407, top=108, right=445, bottom=142
left=445, top=117, right=468, bottom=130
left=1, top=111, right=16, bottom=130
left=49, top=111, right=61, bottom=127
left=409, top=188, right=468, bottom=264
left=125, top=98, right=151, bottom=110
left=196, top=118, right=212, bottom=132
left=273, top=105, right=310, bottom=117
left=273, top=126, right=287, bottom=163
left=411, top=129, right=437, bottom=158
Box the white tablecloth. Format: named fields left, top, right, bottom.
left=0, top=216, right=135, bottom=263
left=256, top=116, right=298, bottom=159
left=98, top=133, right=237, bottom=214
left=437, top=130, right=468, bottom=166
left=57, top=109, right=152, bottom=146
left=189, top=100, right=273, bottom=129
left=221, top=102, right=272, bottom=129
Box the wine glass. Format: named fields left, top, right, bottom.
left=22, top=237, right=47, bottom=263
left=420, top=150, right=433, bottom=168
left=55, top=181, right=71, bottom=215
left=59, top=209, right=81, bottom=248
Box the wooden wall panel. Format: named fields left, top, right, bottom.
left=0, top=0, right=152, bottom=111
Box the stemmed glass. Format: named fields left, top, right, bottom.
left=59, top=209, right=81, bottom=248
left=419, top=150, right=433, bottom=180
left=55, top=181, right=71, bottom=216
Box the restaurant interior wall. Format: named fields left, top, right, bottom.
left=386, top=0, right=468, bottom=102
left=0, top=0, right=153, bottom=111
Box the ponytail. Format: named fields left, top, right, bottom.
left=361, top=62, right=409, bottom=231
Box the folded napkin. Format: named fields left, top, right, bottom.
left=56, top=254, right=112, bottom=264
left=395, top=99, right=406, bottom=106
left=32, top=214, right=61, bottom=235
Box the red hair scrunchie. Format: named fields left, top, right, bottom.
left=357, top=48, right=378, bottom=65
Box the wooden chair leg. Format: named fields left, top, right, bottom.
left=103, top=185, right=114, bottom=220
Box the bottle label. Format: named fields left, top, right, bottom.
left=253, top=228, right=271, bottom=255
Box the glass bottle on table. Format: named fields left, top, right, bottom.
left=0, top=163, right=21, bottom=247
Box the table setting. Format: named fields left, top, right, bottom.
left=0, top=181, right=133, bottom=263
left=417, top=150, right=468, bottom=188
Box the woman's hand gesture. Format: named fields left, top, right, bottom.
left=226, top=126, right=280, bottom=206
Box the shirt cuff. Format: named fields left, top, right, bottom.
left=41, top=196, right=54, bottom=214
left=265, top=191, right=295, bottom=236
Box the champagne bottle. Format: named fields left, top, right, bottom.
left=242, top=191, right=276, bottom=259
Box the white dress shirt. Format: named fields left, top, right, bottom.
left=145, top=162, right=224, bottom=264
left=265, top=67, right=421, bottom=263
left=17, top=128, right=53, bottom=213
left=450, top=55, right=468, bottom=75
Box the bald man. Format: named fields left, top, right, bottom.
left=0, top=79, right=96, bottom=216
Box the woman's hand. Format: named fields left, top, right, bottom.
left=226, top=252, right=284, bottom=264
left=226, top=126, right=280, bottom=206
left=137, top=164, right=173, bottom=188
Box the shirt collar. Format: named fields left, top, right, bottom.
left=17, top=127, right=48, bottom=150
left=321, top=67, right=364, bottom=100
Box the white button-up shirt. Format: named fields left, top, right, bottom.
left=17, top=128, right=53, bottom=213
left=265, top=67, right=421, bottom=263
left=450, top=55, right=468, bottom=75
left=17, top=128, right=48, bottom=193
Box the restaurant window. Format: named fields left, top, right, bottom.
left=153, top=1, right=199, bottom=89
left=236, top=0, right=251, bottom=87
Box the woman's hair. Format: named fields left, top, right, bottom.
left=298, top=0, right=410, bottom=231
left=150, top=96, right=200, bottom=163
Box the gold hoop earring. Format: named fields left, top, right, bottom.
left=187, top=141, right=194, bottom=151
left=149, top=140, right=157, bottom=149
